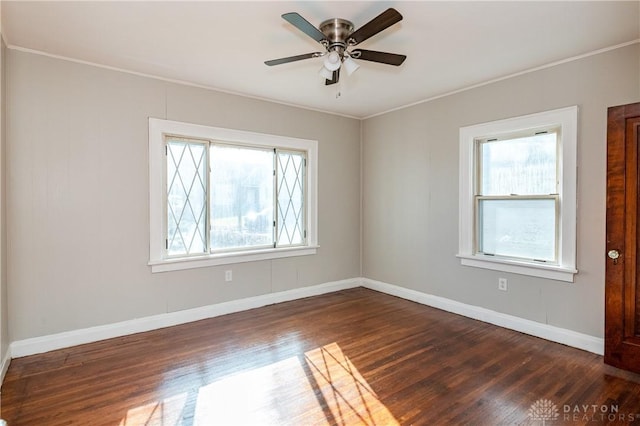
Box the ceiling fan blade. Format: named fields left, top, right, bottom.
left=325, top=68, right=340, bottom=85
left=347, top=8, right=403, bottom=46
left=351, top=49, right=406, bottom=66
left=265, top=52, right=322, bottom=66
left=282, top=12, right=327, bottom=44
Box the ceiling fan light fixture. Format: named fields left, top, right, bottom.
left=342, top=56, right=360, bottom=76
left=323, top=51, right=342, bottom=71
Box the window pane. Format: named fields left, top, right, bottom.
left=277, top=151, right=305, bottom=246
left=166, top=139, right=208, bottom=256
left=210, top=145, right=274, bottom=251
left=478, top=198, right=556, bottom=261
left=480, top=133, right=557, bottom=196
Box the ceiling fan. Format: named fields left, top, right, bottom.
left=265, top=8, right=407, bottom=86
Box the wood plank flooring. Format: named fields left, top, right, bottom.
left=2, top=287, right=640, bottom=425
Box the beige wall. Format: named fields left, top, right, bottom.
left=362, top=44, right=640, bottom=338
left=6, top=50, right=361, bottom=341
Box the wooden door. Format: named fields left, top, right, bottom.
left=605, top=101, right=640, bottom=373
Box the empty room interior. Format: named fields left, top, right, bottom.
left=0, top=1, right=640, bottom=425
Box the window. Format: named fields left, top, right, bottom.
left=149, top=119, right=318, bottom=272
left=458, top=106, right=577, bottom=282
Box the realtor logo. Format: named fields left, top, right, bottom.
left=528, top=398, right=559, bottom=425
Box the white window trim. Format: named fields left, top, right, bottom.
left=149, top=118, right=318, bottom=273
left=457, top=106, right=578, bottom=282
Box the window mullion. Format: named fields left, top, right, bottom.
left=302, top=155, right=307, bottom=244
left=206, top=141, right=212, bottom=254
left=476, top=194, right=558, bottom=201
left=273, top=148, right=278, bottom=248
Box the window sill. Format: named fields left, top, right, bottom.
left=149, top=245, right=319, bottom=273
left=456, top=254, right=577, bottom=282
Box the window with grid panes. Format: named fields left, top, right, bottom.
left=149, top=119, right=318, bottom=272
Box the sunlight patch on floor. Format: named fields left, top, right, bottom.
left=118, top=392, right=187, bottom=426
left=193, top=353, right=321, bottom=425
left=119, top=342, right=398, bottom=425
left=304, top=342, right=399, bottom=426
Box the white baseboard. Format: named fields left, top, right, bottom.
left=0, top=347, right=10, bottom=383
left=10, top=278, right=361, bottom=358
left=362, top=278, right=604, bottom=355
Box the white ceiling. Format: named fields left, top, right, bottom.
left=2, top=1, right=639, bottom=118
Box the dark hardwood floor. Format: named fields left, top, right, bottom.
left=2, top=287, right=640, bottom=425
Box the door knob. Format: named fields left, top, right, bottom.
left=608, top=249, right=620, bottom=263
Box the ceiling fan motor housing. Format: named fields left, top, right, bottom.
left=319, top=18, right=354, bottom=42
left=319, top=18, right=354, bottom=54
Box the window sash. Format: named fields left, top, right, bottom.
left=475, top=130, right=559, bottom=197
left=472, top=130, right=561, bottom=263
left=165, top=137, right=210, bottom=259
left=474, top=195, right=559, bottom=263
left=276, top=149, right=307, bottom=247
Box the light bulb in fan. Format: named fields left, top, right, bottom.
left=323, top=51, right=341, bottom=71
left=319, top=66, right=334, bottom=80
left=342, top=56, right=360, bottom=76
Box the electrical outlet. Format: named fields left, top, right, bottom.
left=498, top=278, right=508, bottom=291
left=225, top=270, right=233, bottom=282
